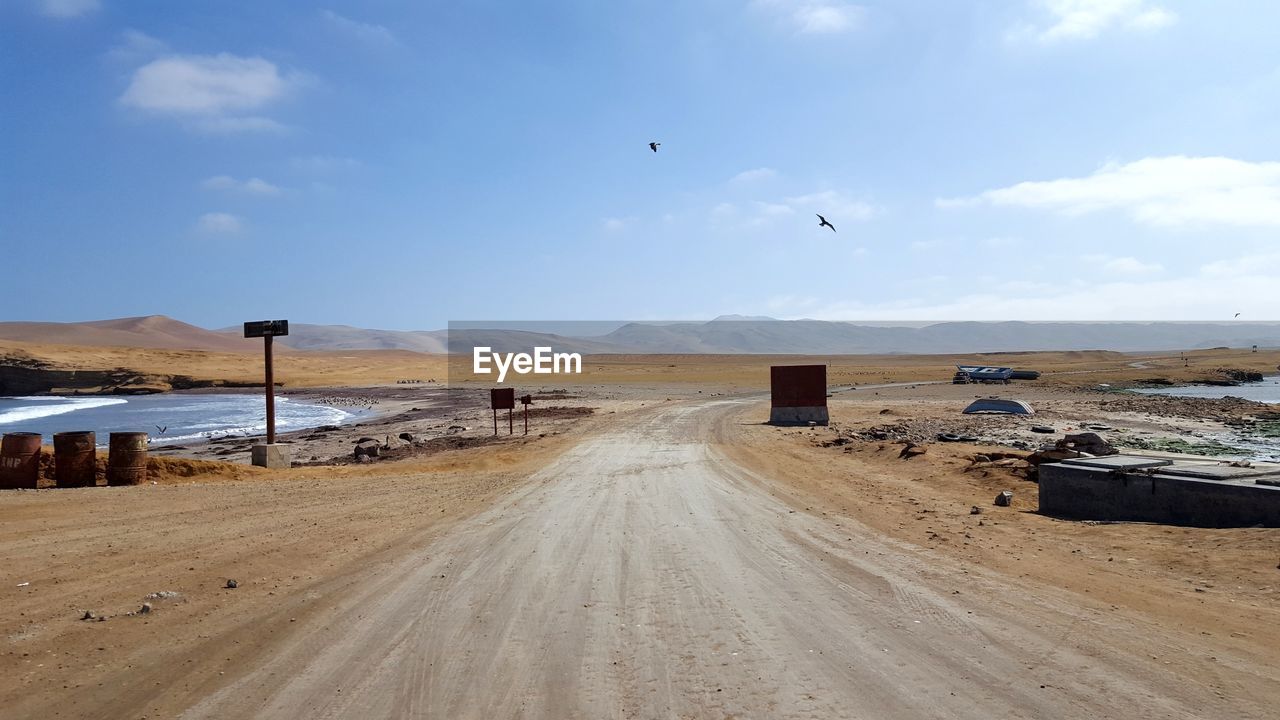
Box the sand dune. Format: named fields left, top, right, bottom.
left=0, top=316, right=259, bottom=353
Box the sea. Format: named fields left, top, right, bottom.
left=1133, top=376, right=1280, bottom=403
left=1134, top=376, right=1280, bottom=461
left=0, top=393, right=367, bottom=446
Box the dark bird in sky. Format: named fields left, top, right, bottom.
left=155, top=425, right=167, bottom=435
left=649, top=142, right=660, bottom=152
left=1235, top=313, right=1242, bottom=318
left=816, top=214, right=836, bottom=232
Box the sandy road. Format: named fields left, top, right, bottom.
left=182, top=400, right=1272, bottom=719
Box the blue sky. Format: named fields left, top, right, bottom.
left=3, top=0, right=1280, bottom=330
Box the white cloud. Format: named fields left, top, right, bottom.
left=201, top=176, right=282, bottom=195
left=120, top=53, right=303, bottom=133
left=784, top=190, right=877, bottom=222
left=760, top=248, right=1280, bottom=321
left=711, top=202, right=738, bottom=218
left=754, top=1, right=865, bottom=35
left=122, top=54, right=291, bottom=114
left=291, top=155, right=361, bottom=173
left=194, top=116, right=289, bottom=134
left=602, top=217, right=635, bottom=232
left=321, top=10, right=400, bottom=47
left=909, top=239, right=944, bottom=251
left=40, top=0, right=99, bottom=19
left=730, top=167, right=777, bottom=184
left=196, top=212, right=242, bottom=234
left=1201, top=251, right=1280, bottom=279
left=940, top=156, right=1280, bottom=227
left=105, top=30, right=168, bottom=64
left=1015, top=0, right=1177, bottom=43
left=755, top=201, right=794, bottom=217
left=711, top=189, right=876, bottom=230
left=1083, top=254, right=1164, bottom=275
left=981, top=236, right=1021, bottom=248
left=1129, top=7, right=1177, bottom=30
left=201, top=176, right=236, bottom=191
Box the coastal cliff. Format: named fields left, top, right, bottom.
left=0, top=356, right=262, bottom=395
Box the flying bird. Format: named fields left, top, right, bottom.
left=649, top=142, right=660, bottom=153
left=1235, top=313, right=1242, bottom=318
left=155, top=425, right=167, bottom=435
left=816, top=214, right=836, bottom=232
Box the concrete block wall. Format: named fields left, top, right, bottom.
left=1039, top=463, right=1280, bottom=527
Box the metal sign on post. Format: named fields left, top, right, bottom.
left=490, top=388, right=515, bottom=436
left=243, top=320, right=289, bottom=338
left=519, top=394, right=533, bottom=435
left=245, top=320, right=290, bottom=467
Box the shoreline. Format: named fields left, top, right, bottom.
left=147, top=385, right=444, bottom=464
left=152, top=383, right=608, bottom=466
left=9, top=372, right=1280, bottom=466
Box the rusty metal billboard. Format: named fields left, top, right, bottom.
left=770, top=365, right=827, bottom=408
left=490, top=387, right=516, bottom=410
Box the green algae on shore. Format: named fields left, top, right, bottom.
left=1122, top=437, right=1246, bottom=457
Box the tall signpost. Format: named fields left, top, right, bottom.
left=244, top=320, right=290, bottom=468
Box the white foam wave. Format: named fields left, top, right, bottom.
left=148, top=403, right=355, bottom=445
left=0, top=397, right=129, bottom=425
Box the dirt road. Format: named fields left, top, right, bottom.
left=180, top=400, right=1273, bottom=719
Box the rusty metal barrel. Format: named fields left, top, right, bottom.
left=0, top=432, right=43, bottom=490
left=53, top=431, right=96, bottom=488
left=107, top=432, right=148, bottom=486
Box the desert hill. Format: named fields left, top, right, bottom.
left=0, top=316, right=259, bottom=353
left=597, top=320, right=1280, bottom=354
left=224, top=319, right=1280, bottom=354
left=232, top=323, right=450, bottom=353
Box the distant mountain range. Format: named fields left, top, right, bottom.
left=2, top=315, right=1279, bottom=355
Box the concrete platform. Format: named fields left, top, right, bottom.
left=1059, top=456, right=1172, bottom=470
left=251, top=444, right=292, bottom=469
left=1040, top=455, right=1280, bottom=527
left=768, top=406, right=829, bottom=426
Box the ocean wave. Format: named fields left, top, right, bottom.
left=0, top=397, right=129, bottom=425
left=151, top=425, right=268, bottom=445
left=147, top=404, right=356, bottom=445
